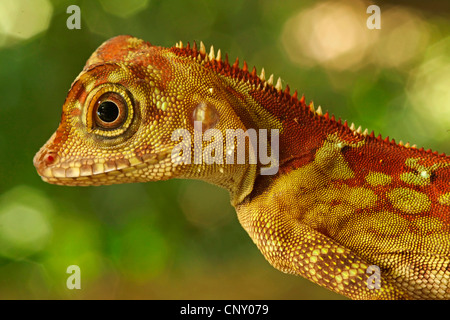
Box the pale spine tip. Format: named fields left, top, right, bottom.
left=199, top=41, right=206, bottom=55
left=350, top=122, right=355, bottom=131
left=316, top=105, right=323, bottom=116
left=216, top=49, right=222, bottom=61
left=356, top=125, right=362, bottom=134
left=275, top=77, right=282, bottom=92
left=209, top=45, right=215, bottom=60
left=267, top=74, right=274, bottom=85
left=259, top=68, right=266, bottom=81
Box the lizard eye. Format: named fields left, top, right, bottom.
left=97, top=101, right=119, bottom=123
left=86, top=85, right=136, bottom=138
left=94, top=92, right=127, bottom=129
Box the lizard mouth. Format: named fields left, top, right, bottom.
left=33, top=148, right=173, bottom=186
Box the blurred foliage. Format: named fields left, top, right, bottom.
left=0, top=0, right=448, bottom=299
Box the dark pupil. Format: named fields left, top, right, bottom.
left=97, top=101, right=119, bottom=123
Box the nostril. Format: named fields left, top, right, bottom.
left=44, top=153, right=56, bottom=165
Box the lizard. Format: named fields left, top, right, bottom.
left=33, top=35, right=450, bottom=299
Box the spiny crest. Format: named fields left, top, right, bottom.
left=173, top=41, right=285, bottom=91
left=175, top=42, right=323, bottom=129
left=171, top=40, right=446, bottom=157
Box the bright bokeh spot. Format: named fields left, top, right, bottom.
left=371, top=7, right=430, bottom=68
left=99, top=0, right=150, bottom=18
left=281, top=0, right=371, bottom=71
left=407, top=38, right=450, bottom=142
left=0, top=186, right=53, bottom=259
left=0, top=0, right=53, bottom=47
left=281, top=1, right=431, bottom=71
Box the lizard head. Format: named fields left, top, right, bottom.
left=33, top=35, right=266, bottom=203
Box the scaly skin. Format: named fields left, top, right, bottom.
left=34, top=36, right=450, bottom=299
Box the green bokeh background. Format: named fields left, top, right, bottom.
left=0, top=0, right=448, bottom=299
